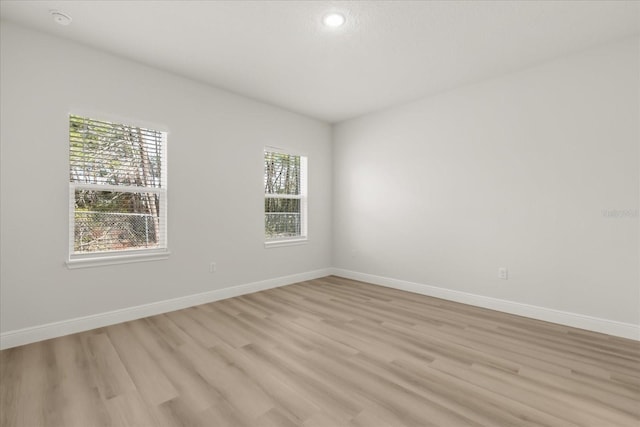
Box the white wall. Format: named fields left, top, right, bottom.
left=333, top=38, right=639, bottom=328
left=0, top=21, right=332, bottom=336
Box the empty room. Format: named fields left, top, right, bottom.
left=1, top=1, right=638, bottom=426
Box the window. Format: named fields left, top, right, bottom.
left=264, top=148, right=307, bottom=245
left=68, top=115, right=168, bottom=267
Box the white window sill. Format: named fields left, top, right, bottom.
left=66, top=250, right=170, bottom=269
left=264, top=238, right=308, bottom=249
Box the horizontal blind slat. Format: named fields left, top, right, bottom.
left=69, top=114, right=165, bottom=189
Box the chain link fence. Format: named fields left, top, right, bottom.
left=265, top=213, right=301, bottom=239
left=74, top=211, right=158, bottom=253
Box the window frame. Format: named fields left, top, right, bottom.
left=66, top=113, right=170, bottom=269
left=264, top=147, right=308, bottom=248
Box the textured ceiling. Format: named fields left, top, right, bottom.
left=1, top=1, right=639, bottom=123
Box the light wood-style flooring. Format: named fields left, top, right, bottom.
left=1, top=276, right=639, bottom=426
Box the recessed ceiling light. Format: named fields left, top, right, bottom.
left=322, top=13, right=345, bottom=28
left=50, top=10, right=72, bottom=26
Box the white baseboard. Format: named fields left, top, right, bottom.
left=3, top=267, right=637, bottom=349
left=331, top=268, right=640, bottom=341
left=0, top=268, right=332, bottom=350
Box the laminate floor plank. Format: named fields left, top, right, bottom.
left=165, top=307, right=232, bottom=348
left=104, top=392, right=160, bottom=427
left=391, top=357, right=581, bottom=427
left=2, top=342, right=53, bottom=427
left=51, top=334, right=112, bottom=427
left=352, top=353, right=540, bottom=427
left=105, top=323, right=179, bottom=407
left=213, top=343, right=322, bottom=424
left=83, top=332, right=137, bottom=401
left=127, top=319, right=222, bottom=414
left=415, top=322, right=639, bottom=408
left=2, top=276, right=638, bottom=426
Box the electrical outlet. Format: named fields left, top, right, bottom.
left=498, top=267, right=508, bottom=280
left=209, top=262, right=217, bottom=273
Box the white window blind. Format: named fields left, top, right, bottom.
left=69, top=115, right=168, bottom=263
left=264, top=149, right=307, bottom=242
